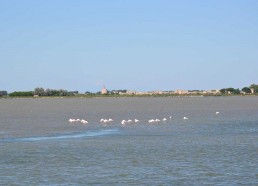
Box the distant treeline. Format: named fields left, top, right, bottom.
left=7, top=88, right=78, bottom=97
left=220, top=84, right=258, bottom=95
left=1, top=84, right=258, bottom=97
left=9, top=91, right=33, bottom=97
left=33, top=87, right=77, bottom=96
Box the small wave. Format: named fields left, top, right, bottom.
left=1, top=129, right=119, bottom=142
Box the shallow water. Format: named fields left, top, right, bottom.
left=0, top=97, right=258, bottom=185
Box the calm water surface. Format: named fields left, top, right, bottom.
left=0, top=97, right=258, bottom=185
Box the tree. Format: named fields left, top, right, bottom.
left=220, top=88, right=226, bottom=94
left=226, top=88, right=235, bottom=93
left=33, top=87, right=46, bottom=96
left=220, top=88, right=240, bottom=94
left=249, top=84, right=258, bottom=94
left=58, top=89, right=69, bottom=96
left=85, top=91, right=93, bottom=95
left=242, top=87, right=251, bottom=94
left=233, top=88, right=240, bottom=94
left=51, top=89, right=60, bottom=96
left=45, top=88, right=52, bottom=96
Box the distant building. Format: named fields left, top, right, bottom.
left=126, top=90, right=136, bottom=95
left=207, top=90, right=220, bottom=94
left=0, top=91, right=7, bottom=96
left=101, top=86, right=107, bottom=94
left=175, top=90, right=189, bottom=94
left=135, top=92, right=147, bottom=95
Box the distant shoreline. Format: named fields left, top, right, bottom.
left=0, top=94, right=257, bottom=99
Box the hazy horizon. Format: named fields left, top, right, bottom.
left=1, top=0, right=257, bottom=92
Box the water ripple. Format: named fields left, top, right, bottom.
left=0, top=129, right=119, bottom=142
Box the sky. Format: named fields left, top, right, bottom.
left=0, top=0, right=257, bottom=93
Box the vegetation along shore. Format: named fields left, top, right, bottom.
left=0, top=84, right=257, bottom=98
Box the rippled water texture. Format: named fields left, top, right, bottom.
left=0, top=97, right=258, bottom=185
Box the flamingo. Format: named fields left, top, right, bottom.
left=68, top=119, right=74, bottom=123
left=148, top=119, right=155, bottom=123
left=81, top=120, right=88, bottom=124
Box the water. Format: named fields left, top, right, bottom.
left=0, top=97, right=258, bottom=185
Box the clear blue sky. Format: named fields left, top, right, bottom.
left=1, top=0, right=257, bottom=92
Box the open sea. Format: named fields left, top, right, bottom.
left=0, top=97, right=258, bottom=185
